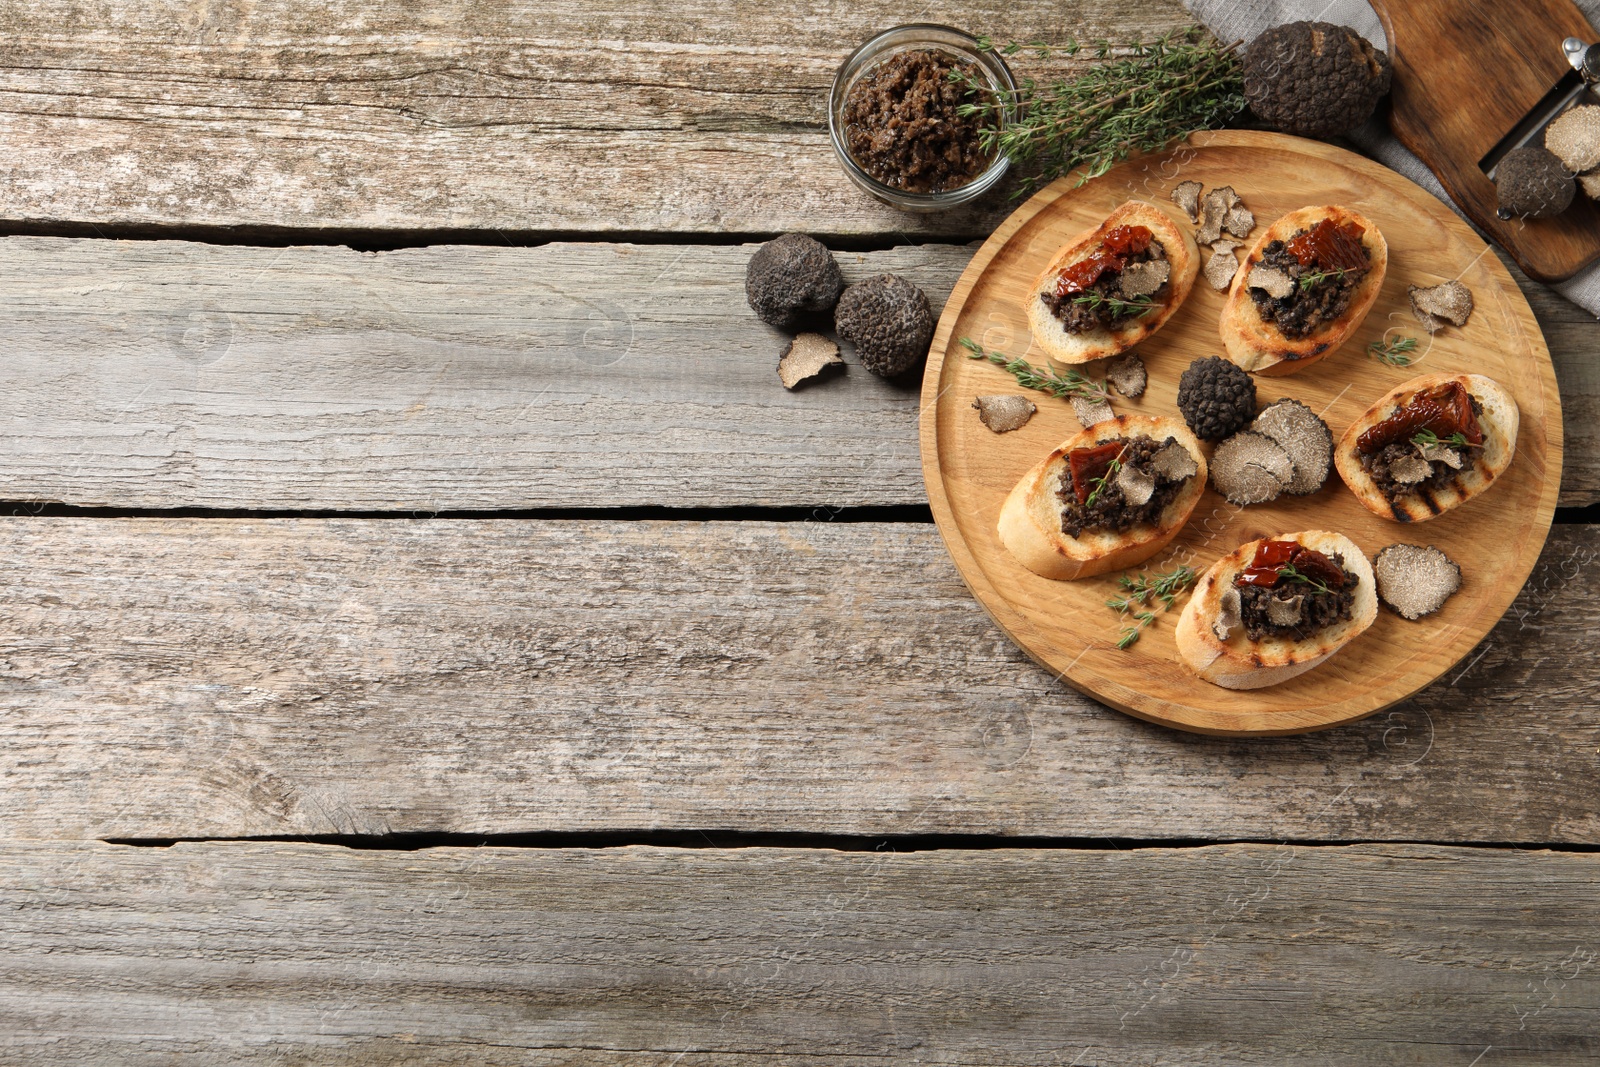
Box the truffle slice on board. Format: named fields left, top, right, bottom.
left=1071, top=396, right=1116, bottom=427
left=1106, top=354, right=1147, bottom=399
left=1204, top=248, right=1239, bottom=290
left=1407, top=281, right=1474, bottom=333
left=1250, top=398, right=1334, bottom=496
left=1545, top=104, right=1600, bottom=174
left=1171, top=180, right=1203, bottom=222
left=1374, top=543, right=1462, bottom=620
left=1209, top=431, right=1293, bottom=506
left=972, top=395, right=1037, bottom=433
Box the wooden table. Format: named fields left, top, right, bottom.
left=2, top=1, right=1596, bottom=1062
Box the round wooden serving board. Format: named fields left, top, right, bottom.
left=920, top=131, right=1563, bottom=736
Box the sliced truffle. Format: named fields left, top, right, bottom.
left=1250, top=398, right=1333, bottom=496
left=1117, top=259, right=1171, bottom=298
left=1495, top=145, right=1575, bottom=219
left=1244, top=21, right=1392, bottom=138
left=1204, top=248, right=1239, bottom=290
left=1248, top=264, right=1295, bottom=300
left=1213, top=585, right=1243, bottom=641
left=1388, top=451, right=1433, bottom=484
left=834, top=273, right=935, bottom=379
left=1209, top=238, right=1242, bottom=256
left=1407, top=281, right=1474, bottom=333
left=1197, top=187, right=1232, bottom=244
left=746, top=234, right=846, bottom=331
left=1419, top=443, right=1464, bottom=469
left=1106, top=353, right=1147, bottom=399
left=973, top=394, right=1037, bottom=433
left=1071, top=395, right=1116, bottom=427
left=1149, top=441, right=1199, bottom=481
left=1115, top=462, right=1156, bottom=506
left=1545, top=105, right=1600, bottom=174
left=1209, top=430, right=1293, bottom=506
left=777, top=332, right=845, bottom=389
left=1223, top=203, right=1256, bottom=239
left=1374, top=543, right=1462, bottom=620
left=1266, top=593, right=1304, bottom=628
left=1171, top=180, right=1203, bottom=222
left=1177, top=356, right=1256, bottom=442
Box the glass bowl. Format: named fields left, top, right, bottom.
left=828, top=24, right=1017, bottom=211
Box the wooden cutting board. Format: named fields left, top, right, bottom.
left=1372, top=0, right=1600, bottom=282
left=919, top=130, right=1562, bottom=737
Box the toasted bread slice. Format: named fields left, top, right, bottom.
left=997, top=415, right=1207, bottom=581
left=1220, top=205, right=1387, bottom=376
left=1334, top=372, right=1519, bottom=523
left=1176, top=530, right=1378, bottom=690
left=1025, top=200, right=1199, bottom=369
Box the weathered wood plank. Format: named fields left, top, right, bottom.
left=2, top=518, right=1595, bottom=842
left=3, top=840, right=1596, bottom=1064
left=0, top=236, right=957, bottom=510
left=0, top=0, right=1187, bottom=237
left=1, top=236, right=1594, bottom=509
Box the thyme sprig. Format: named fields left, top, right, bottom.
left=1411, top=428, right=1474, bottom=450
left=1297, top=266, right=1354, bottom=293
left=1072, top=290, right=1158, bottom=318
left=1277, top=562, right=1333, bottom=596
left=1106, top=564, right=1197, bottom=649
left=959, top=336, right=1112, bottom=405
left=1081, top=446, right=1128, bottom=509
left=1368, top=335, right=1419, bottom=366
left=950, top=26, right=1245, bottom=196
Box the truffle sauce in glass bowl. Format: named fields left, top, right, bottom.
left=828, top=25, right=1016, bottom=211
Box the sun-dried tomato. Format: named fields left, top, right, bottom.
left=1053, top=225, right=1154, bottom=296
left=1235, top=540, right=1347, bottom=589
left=1356, top=380, right=1484, bottom=454
left=1286, top=218, right=1367, bottom=272
left=1066, top=440, right=1126, bottom=504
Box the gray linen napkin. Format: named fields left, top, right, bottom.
left=1185, top=0, right=1600, bottom=315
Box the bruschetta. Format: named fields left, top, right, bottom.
left=1220, top=205, right=1387, bottom=375
left=1334, top=372, right=1518, bottom=522
left=1024, top=200, right=1199, bottom=369
left=997, top=414, right=1207, bottom=581
left=1175, top=530, right=1378, bottom=689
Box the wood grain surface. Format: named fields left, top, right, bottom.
left=4, top=839, right=1596, bottom=1065
left=0, top=0, right=1186, bottom=238
left=0, top=234, right=1593, bottom=512
left=3, top=517, right=1595, bottom=843
left=924, top=132, right=1561, bottom=733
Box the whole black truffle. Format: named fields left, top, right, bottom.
left=745, top=233, right=846, bottom=332
left=1177, top=356, right=1257, bottom=442
left=834, top=274, right=934, bottom=379
left=1496, top=146, right=1575, bottom=219
left=1244, top=22, right=1392, bottom=139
